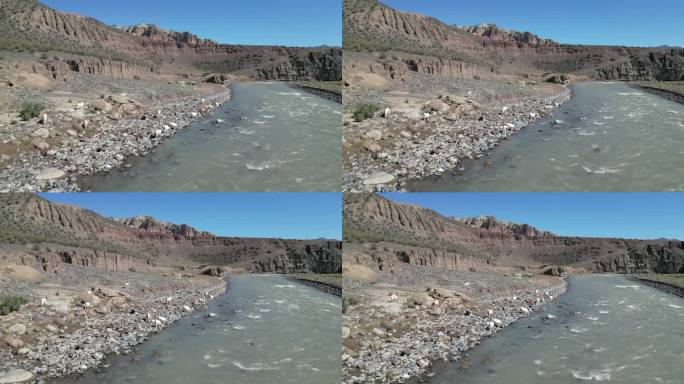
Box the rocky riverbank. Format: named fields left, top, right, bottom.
left=628, top=275, right=684, bottom=298
left=342, top=267, right=567, bottom=383
left=630, top=82, right=684, bottom=105
left=0, top=265, right=226, bottom=383
left=0, top=75, right=230, bottom=192
left=343, top=76, right=571, bottom=192
left=287, top=275, right=342, bottom=297
left=289, top=81, right=342, bottom=103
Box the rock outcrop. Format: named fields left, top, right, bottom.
left=1, top=0, right=341, bottom=81
left=0, top=194, right=342, bottom=274
left=343, top=194, right=684, bottom=274
left=595, top=50, right=684, bottom=81
left=343, top=0, right=684, bottom=81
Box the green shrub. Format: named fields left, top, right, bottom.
left=19, top=102, right=43, bottom=121
left=342, top=294, right=359, bottom=313
left=0, top=295, right=26, bottom=315
left=352, top=103, right=379, bottom=122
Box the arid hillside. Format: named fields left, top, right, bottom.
left=0, top=194, right=342, bottom=274
left=343, top=0, right=684, bottom=81
left=0, top=0, right=341, bottom=82
left=343, top=194, right=684, bottom=273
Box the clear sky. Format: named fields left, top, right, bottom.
left=382, top=193, right=684, bottom=240
left=38, top=193, right=341, bottom=240
left=40, top=0, right=341, bottom=47
left=382, top=0, right=684, bottom=47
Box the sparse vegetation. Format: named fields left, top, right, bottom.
left=0, top=295, right=26, bottom=315
left=352, top=103, right=379, bottom=122
left=342, top=294, right=359, bottom=313
left=19, top=102, right=43, bottom=121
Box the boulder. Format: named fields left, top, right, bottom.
left=206, top=74, right=227, bottom=84
left=410, top=292, right=435, bottom=307
left=425, top=100, right=450, bottom=113
left=202, top=266, right=226, bottom=277
left=0, top=368, right=34, bottom=383
left=32, top=128, right=49, bottom=139
left=364, top=143, right=382, bottom=153
left=546, top=74, right=569, bottom=84
left=35, top=168, right=65, bottom=180
left=341, top=326, right=351, bottom=339
left=92, top=100, right=113, bottom=113
left=5, top=337, right=23, bottom=349
left=542, top=266, right=567, bottom=277
left=365, top=130, right=383, bottom=140
left=363, top=172, right=395, bottom=185
left=8, top=324, right=26, bottom=335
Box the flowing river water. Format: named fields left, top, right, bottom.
left=84, top=82, right=341, bottom=191
left=57, top=275, right=341, bottom=384
left=419, top=274, right=684, bottom=384
left=411, top=82, right=684, bottom=191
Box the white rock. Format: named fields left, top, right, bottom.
left=183, top=305, right=192, bottom=312
left=492, top=318, right=503, bottom=326
left=166, top=297, right=173, bottom=303
left=157, top=316, right=167, bottom=323
left=0, top=368, right=34, bottom=383
left=363, top=171, right=395, bottom=185
left=520, top=307, right=529, bottom=314
left=191, top=112, right=199, bottom=117
left=365, top=129, right=382, bottom=140
left=163, top=125, right=170, bottom=131
left=32, top=128, right=49, bottom=139
left=8, top=324, right=26, bottom=335
left=35, top=168, right=65, bottom=180
left=169, top=122, right=178, bottom=128
left=216, top=119, right=225, bottom=124
left=208, top=312, right=217, bottom=317
left=544, top=314, right=556, bottom=320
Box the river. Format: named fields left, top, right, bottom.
left=56, top=275, right=341, bottom=384
left=411, top=82, right=684, bottom=191
left=419, top=274, right=684, bottom=383
left=84, top=82, right=341, bottom=191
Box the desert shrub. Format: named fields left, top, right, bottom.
left=352, top=103, right=379, bottom=122
left=342, top=295, right=359, bottom=313
left=0, top=295, right=26, bottom=315
left=19, top=102, right=43, bottom=121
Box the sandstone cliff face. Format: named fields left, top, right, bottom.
left=256, top=49, right=342, bottom=81
left=596, top=50, right=684, bottom=81
left=0, top=194, right=342, bottom=274
left=2, top=0, right=342, bottom=81
left=343, top=0, right=684, bottom=81
left=344, top=194, right=684, bottom=274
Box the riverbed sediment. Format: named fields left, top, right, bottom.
left=0, top=267, right=226, bottom=382
left=343, top=75, right=571, bottom=192
left=0, top=77, right=231, bottom=192
left=342, top=269, right=567, bottom=383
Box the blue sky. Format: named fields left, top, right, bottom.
left=38, top=193, right=341, bottom=240
left=382, top=0, right=684, bottom=47
left=41, top=0, right=341, bottom=47
left=382, top=193, right=684, bottom=240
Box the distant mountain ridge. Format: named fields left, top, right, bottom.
left=343, top=194, right=684, bottom=274
left=0, top=0, right=341, bottom=81
left=0, top=194, right=342, bottom=274
left=343, top=0, right=684, bottom=81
